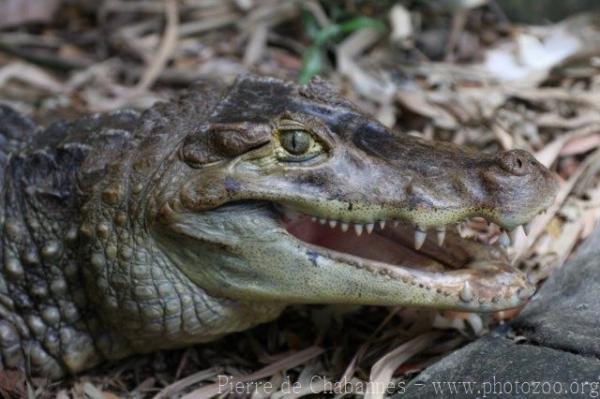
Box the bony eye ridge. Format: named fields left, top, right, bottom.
left=280, top=130, right=312, bottom=155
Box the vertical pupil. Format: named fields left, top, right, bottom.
left=282, top=130, right=310, bottom=155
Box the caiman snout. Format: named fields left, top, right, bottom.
left=346, top=124, right=558, bottom=234
left=481, top=148, right=558, bottom=230
left=498, top=149, right=539, bottom=176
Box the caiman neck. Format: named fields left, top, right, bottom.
left=79, top=158, right=285, bottom=359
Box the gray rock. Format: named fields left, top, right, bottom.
left=497, top=0, right=600, bottom=23
left=513, top=226, right=600, bottom=357
left=402, top=335, right=600, bottom=398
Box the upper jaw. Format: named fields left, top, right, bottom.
left=277, top=201, right=536, bottom=251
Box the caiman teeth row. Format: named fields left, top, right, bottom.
left=311, top=217, right=400, bottom=236
left=309, top=215, right=529, bottom=250
left=309, top=216, right=446, bottom=249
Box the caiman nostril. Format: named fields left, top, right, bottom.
left=498, top=149, right=532, bottom=176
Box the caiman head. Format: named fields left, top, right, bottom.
left=150, top=75, right=558, bottom=313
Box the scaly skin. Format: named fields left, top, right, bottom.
left=0, top=75, right=558, bottom=378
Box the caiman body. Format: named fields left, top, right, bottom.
left=0, top=75, right=557, bottom=378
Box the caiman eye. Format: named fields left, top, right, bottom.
left=280, top=130, right=312, bottom=155
left=274, top=118, right=326, bottom=163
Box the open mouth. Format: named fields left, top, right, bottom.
left=169, top=200, right=537, bottom=310
left=274, top=204, right=537, bottom=310
left=279, top=205, right=523, bottom=272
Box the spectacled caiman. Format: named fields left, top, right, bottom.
left=0, top=75, right=558, bottom=378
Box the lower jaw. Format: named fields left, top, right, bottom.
left=282, top=213, right=533, bottom=311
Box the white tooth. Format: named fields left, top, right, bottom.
left=340, top=222, right=349, bottom=232
left=456, top=223, right=467, bottom=238
left=510, top=225, right=525, bottom=243
left=328, top=220, right=337, bottom=228
left=378, top=220, right=386, bottom=230
left=354, top=224, right=363, bottom=236
left=436, top=227, right=446, bottom=246
left=414, top=228, right=427, bottom=250
left=523, top=223, right=531, bottom=236
left=460, top=281, right=473, bottom=302
left=366, top=223, right=374, bottom=234
left=319, top=218, right=327, bottom=225
left=499, top=231, right=510, bottom=247
left=311, top=216, right=317, bottom=223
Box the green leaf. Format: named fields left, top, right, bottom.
left=301, top=7, right=320, bottom=41
left=299, top=46, right=323, bottom=84
left=298, top=13, right=386, bottom=84
left=314, top=24, right=342, bottom=46
left=338, top=16, right=386, bottom=34
left=314, top=16, right=386, bottom=46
